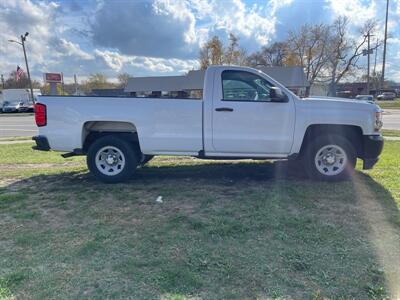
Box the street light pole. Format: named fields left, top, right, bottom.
left=21, top=33, right=34, bottom=103
left=8, top=32, right=34, bottom=103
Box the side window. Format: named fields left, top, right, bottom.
left=222, top=70, right=274, bottom=102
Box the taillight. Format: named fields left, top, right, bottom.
left=35, top=103, right=47, bottom=127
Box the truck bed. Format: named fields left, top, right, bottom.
left=38, top=96, right=203, bottom=154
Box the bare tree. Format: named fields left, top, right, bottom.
left=327, top=17, right=379, bottom=96
left=287, top=23, right=331, bottom=90
left=117, top=72, right=131, bottom=88
left=224, top=33, right=240, bottom=65
left=247, top=42, right=289, bottom=67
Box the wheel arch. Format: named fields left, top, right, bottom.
left=82, top=121, right=141, bottom=154
left=298, top=124, right=364, bottom=158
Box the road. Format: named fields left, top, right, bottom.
left=382, top=109, right=400, bottom=131
left=0, top=110, right=399, bottom=138
left=0, top=114, right=38, bottom=137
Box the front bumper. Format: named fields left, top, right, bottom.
left=32, top=135, right=50, bottom=151
left=362, top=135, right=384, bottom=170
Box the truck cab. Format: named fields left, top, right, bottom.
left=33, top=66, right=384, bottom=183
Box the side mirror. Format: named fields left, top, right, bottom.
left=270, top=87, right=288, bottom=102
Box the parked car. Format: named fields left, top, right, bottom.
left=2, top=101, right=21, bottom=113
left=33, top=65, right=384, bottom=183
left=23, top=101, right=35, bottom=112
left=355, top=95, right=374, bottom=101
left=377, top=92, right=396, bottom=100
left=0, top=88, right=40, bottom=112
left=1, top=100, right=32, bottom=113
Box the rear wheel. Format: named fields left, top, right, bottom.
left=87, top=135, right=139, bottom=183
left=304, top=135, right=356, bottom=181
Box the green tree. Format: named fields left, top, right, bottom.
left=4, top=71, right=41, bottom=89
left=199, top=34, right=247, bottom=69
left=199, top=36, right=224, bottom=69
left=81, top=73, right=115, bottom=93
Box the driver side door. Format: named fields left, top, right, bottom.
left=211, top=69, right=295, bottom=155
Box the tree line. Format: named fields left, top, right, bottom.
left=199, top=16, right=381, bottom=96
left=1, top=72, right=131, bottom=96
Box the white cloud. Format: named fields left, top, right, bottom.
left=54, top=39, right=93, bottom=60
left=153, top=0, right=197, bottom=44
left=94, top=49, right=199, bottom=74
left=191, top=0, right=294, bottom=50
left=326, top=0, right=377, bottom=26
left=91, top=1, right=198, bottom=59
left=0, top=0, right=200, bottom=81
left=1, top=0, right=399, bottom=83
left=396, top=0, right=400, bottom=16
left=90, top=0, right=294, bottom=58
left=0, top=0, right=59, bottom=71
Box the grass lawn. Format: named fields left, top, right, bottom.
left=382, top=129, right=400, bottom=137
left=377, top=99, right=400, bottom=109
left=0, top=136, right=33, bottom=142
left=0, top=142, right=399, bottom=299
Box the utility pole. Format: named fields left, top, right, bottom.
left=363, top=32, right=374, bottom=94
left=20, top=33, right=34, bottom=102
left=61, top=72, right=64, bottom=95
left=8, top=32, right=34, bottom=103
left=381, top=0, right=389, bottom=90
left=367, top=33, right=371, bottom=94
left=373, top=39, right=379, bottom=91
left=1, top=74, right=4, bottom=89
left=74, top=74, right=78, bottom=95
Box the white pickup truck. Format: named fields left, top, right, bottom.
left=33, top=66, right=384, bottom=183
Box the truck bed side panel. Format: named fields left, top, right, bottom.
left=38, top=97, right=203, bottom=154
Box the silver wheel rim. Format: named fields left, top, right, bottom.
left=95, top=146, right=125, bottom=176
left=314, top=144, right=347, bottom=176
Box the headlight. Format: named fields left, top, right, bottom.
left=374, top=111, right=383, bottom=131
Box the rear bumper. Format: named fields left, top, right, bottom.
left=32, top=135, right=50, bottom=151
left=362, top=135, right=384, bottom=170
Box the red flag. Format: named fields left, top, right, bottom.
left=16, top=66, right=24, bottom=81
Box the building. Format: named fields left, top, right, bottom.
left=90, top=88, right=127, bottom=97
left=256, top=66, right=310, bottom=97
left=125, top=66, right=310, bottom=97
left=336, top=82, right=369, bottom=98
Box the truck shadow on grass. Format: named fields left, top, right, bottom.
left=0, top=160, right=399, bottom=299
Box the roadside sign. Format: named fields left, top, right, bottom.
left=44, top=73, right=63, bottom=83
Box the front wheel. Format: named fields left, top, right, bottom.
left=304, top=135, right=356, bottom=181
left=87, top=135, right=139, bottom=183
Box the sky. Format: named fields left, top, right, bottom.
left=0, top=0, right=399, bottom=84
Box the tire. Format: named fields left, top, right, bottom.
left=140, top=155, right=154, bottom=166
left=87, top=135, right=139, bottom=183
left=304, top=134, right=356, bottom=181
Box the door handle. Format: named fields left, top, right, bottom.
left=215, top=107, right=234, bottom=112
